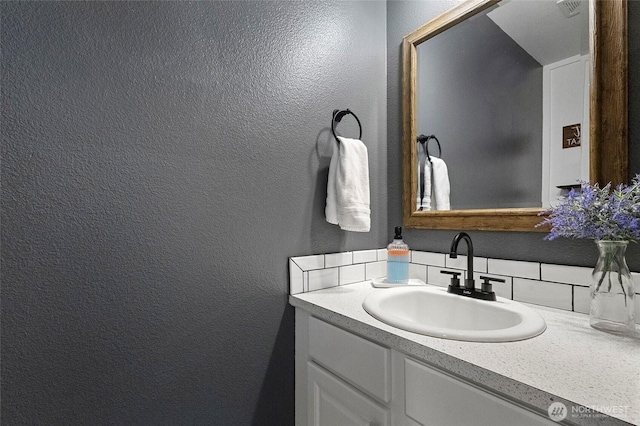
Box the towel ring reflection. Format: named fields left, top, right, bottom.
left=417, top=134, right=441, bottom=211
left=332, top=109, right=362, bottom=144
left=417, top=134, right=441, bottom=162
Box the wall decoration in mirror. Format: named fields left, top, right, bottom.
left=402, top=0, right=627, bottom=231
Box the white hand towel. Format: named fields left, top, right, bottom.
left=325, top=136, right=371, bottom=232
left=417, top=160, right=432, bottom=210
left=326, top=140, right=340, bottom=226
left=431, top=157, right=450, bottom=210
left=417, top=157, right=450, bottom=211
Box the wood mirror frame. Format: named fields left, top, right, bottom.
left=402, top=0, right=627, bottom=231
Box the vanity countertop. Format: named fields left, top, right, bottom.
left=290, top=281, right=640, bottom=426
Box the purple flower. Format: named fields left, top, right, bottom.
left=537, top=174, right=640, bottom=242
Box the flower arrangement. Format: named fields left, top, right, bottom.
left=538, top=176, right=640, bottom=322
left=537, top=175, right=640, bottom=242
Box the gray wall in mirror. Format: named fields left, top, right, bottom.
left=388, top=0, right=640, bottom=271
left=417, top=14, right=542, bottom=209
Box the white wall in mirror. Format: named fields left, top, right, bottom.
left=490, top=0, right=590, bottom=208
left=542, top=55, right=590, bottom=207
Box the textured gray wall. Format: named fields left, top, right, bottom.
left=417, top=15, right=542, bottom=209
left=387, top=0, right=640, bottom=270
left=1, top=1, right=387, bottom=424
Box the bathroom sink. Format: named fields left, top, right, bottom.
left=362, top=285, right=546, bottom=342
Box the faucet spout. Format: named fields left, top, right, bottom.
left=450, top=232, right=474, bottom=290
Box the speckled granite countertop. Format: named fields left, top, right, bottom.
left=290, top=281, right=640, bottom=426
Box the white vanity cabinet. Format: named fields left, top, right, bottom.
left=295, top=309, right=556, bottom=426
left=299, top=313, right=391, bottom=426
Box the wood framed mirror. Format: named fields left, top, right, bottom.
left=402, top=0, right=627, bottom=231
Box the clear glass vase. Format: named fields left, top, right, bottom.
left=590, top=240, right=636, bottom=336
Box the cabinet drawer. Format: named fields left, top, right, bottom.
left=308, top=316, right=391, bottom=402
left=405, top=358, right=555, bottom=426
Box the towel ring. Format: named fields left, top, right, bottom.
left=332, top=109, right=362, bottom=143
left=417, top=134, right=442, bottom=211
left=417, top=134, right=441, bottom=162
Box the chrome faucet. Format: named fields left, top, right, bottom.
left=444, top=232, right=498, bottom=301
left=449, top=232, right=475, bottom=290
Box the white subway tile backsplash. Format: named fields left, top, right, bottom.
left=409, top=263, right=427, bottom=283
left=633, top=272, right=640, bottom=294
left=411, top=251, right=445, bottom=267
left=541, top=264, right=592, bottom=287
left=445, top=256, right=465, bottom=270
left=475, top=257, right=488, bottom=272
left=366, top=261, right=386, bottom=280
left=573, top=286, right=591, bottom=314
left=289, top=249, right=639, bottom=318
left=291, top=254, right=324, bottom=271
left=446, top=255, right=487, bottom=273
left=377, top=249, right=387, bottom=261
left=289, top=259, right=304, bottom=295
left=308, top=268, right=338, bottom=292
left=513, top=278, right=572, bottom=311
left=473, top=273, right=512, bottom=300
left=428, top=266, right=464, bottom=288
left=353, top=250, right=377, bottom=264
left=340, top=264, right=365, bottom=285
left=325, top=252, right=353, bottom=268
left=488, top=259, right=539, bottom=280
left=493, top=280, right=512, bottom=300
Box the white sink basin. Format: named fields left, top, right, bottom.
left=362, top=285, right=546, bottom=342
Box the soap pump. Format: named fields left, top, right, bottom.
left=386, top=226, right=409, bottom=284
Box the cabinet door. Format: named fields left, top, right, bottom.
left=308, top=362, right=390, bottom=426
left=405, top=358, right=555, bottom=426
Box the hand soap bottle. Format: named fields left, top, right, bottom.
left=386, top=226, right=409, bottom=284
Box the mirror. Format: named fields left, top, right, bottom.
left=402, top=0, right=627, bottom=231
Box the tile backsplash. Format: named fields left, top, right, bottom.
left=289, top=249, right=387, bottom=293
left=289, top=250, right=640, bottom=324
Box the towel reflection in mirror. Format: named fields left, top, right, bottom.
left=417, top=139, right=450, bottom=211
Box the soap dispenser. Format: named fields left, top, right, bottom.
left=386, top=227, right=409, bottom=284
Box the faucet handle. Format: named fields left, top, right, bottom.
left=479, top=276, right=505, bottom=293
left=440, top=270, right=461, bottom=288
